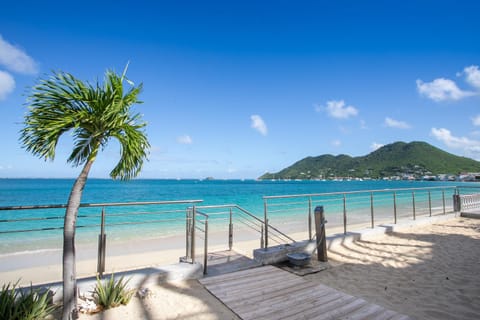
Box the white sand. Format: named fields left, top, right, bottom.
left=75, top=280, right=240, bottom=320
left=2, top=216, right=479, bottom=319
left=305, top=216, right=480, bottom=319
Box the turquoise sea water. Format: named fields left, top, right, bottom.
left=0, top=178, right=467, bottom=254
left=0, top=178, right=459, bottom=207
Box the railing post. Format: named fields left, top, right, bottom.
left=260, top=224, right=264, bottom=249
left=97, top=207, right=106, bottom=277
left=428, top=191, right=432, bottom=217
left=264, top=200, right=269, bottom=250
left=442, top=190, right=446, bottom=214
left=191, top=206, right=196, bottom=263
left=308, top=197, right=312, bottom=241
left=343, top=193, right=347, bottom=235
left=203, top=218, right=208, bottom=275
left=370, top=192, right=374, bottom=229
left=314, top=206, right=328, bottom=262
left=228, top=208, right=233, bottom=251
left=453, top=194, right=461, bottom=212
left=412, top=192, right=416, bottom=220
left=186, top=208, right=191, bottom=260
left=393, top=192, right=397, bottom=224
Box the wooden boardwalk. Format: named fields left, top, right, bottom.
left=200, top=265, right=412, bottom=320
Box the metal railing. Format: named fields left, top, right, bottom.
left=185, top=204, right=295, bottom=274
left=183, top=206, right=209, bottom=274
left=0, top=200, right=203, bottom=276
left=2, top=184, right=477, bottom=277
left=263, top=186, right=459, bottom=249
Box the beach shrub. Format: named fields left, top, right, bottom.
left=0, top=281, right=56, bottom=320
left=93, top=274, right=135, bottom=310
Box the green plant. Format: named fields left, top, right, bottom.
left=20, top=65, right=149, bottom=319
left=0, top=281, right=57, bottom=320
left=93, top=274, right=135, bottom=310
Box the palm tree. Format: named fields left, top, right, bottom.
left=20, top=65, right=150, bottom=320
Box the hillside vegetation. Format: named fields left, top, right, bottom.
left=259, top=141, right=480, bottom=180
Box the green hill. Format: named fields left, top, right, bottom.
left=259, top=141, right=480, bottom=180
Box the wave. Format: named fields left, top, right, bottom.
left=0, top=248, right=61, bottom=258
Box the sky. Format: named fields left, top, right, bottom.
left=0, top=0, right=479, bottom=179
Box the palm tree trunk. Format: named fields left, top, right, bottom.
left=62, top=159, right=94, bottom=320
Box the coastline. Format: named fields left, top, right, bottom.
left=1, top=211, right=479, bottom=319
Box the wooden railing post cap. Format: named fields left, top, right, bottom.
left=314, top=206, right=324, bottom=213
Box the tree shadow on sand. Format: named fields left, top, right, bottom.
left=305, top=218, right=480, bottom=320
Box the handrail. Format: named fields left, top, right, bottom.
left=1, top=199, right=204, bottom=276
left=192, top=204, right=296, bottom=265
left=262, top=185, right=457, bottom=200
left=0, top=199, right=203, bottom=211
left=263, top=185, right=459, bottom=249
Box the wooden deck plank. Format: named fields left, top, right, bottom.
left=250, top=291, right=347, bottom=320
left=204, top=272, right=301, bottom=295
left=276, top=293, right=352, bottom=320
left=200, top=265, right=277, bottom=285
left=368, top=309, right=403, bottom=320
left=285, top=295, right=360, bottom=320
left=203, top=273, right=291, bottom=296
left=222, top=279, right=319, bottom=306
left=201, top=265, right=413, bottom=320
left=313, top=298, right=370, bottom=319
left=344, top=303, right=387, bottom=320
left=201, top=267, right=295, bottom=292
left=234, top=283, right=337, bottom=318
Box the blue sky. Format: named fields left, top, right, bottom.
left=1, top=0, right=479, bottom=179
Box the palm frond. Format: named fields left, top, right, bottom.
left=21, top=66, right=149, bottom=180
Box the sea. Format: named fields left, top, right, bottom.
left=0, top=178, right=472, bottom=256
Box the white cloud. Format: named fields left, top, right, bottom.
left=0, top=35, right=38, bottom=74
left=431, top=128, right=480, bottom=152
left=360, top=120, right=368, bottom=129
left=416, top=78, right=474, bottom=102
left=472, top=115, right=480, bottom=126
left=331, top=139, right=341, bottom=147
left=250, top=115, right=267, bottom=136
left=370, top=142, right=384, bottom=151
left=384, top=117, right=411, bottom=129
left=317, top=100, right=359, bottom=119
left=0, top=70, right=15, bottom=100
left=463, top=65, right=480, bottom=89
left=177, top=134, right=193, bottom=144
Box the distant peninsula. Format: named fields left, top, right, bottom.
left=259, top=141, right=480, bottom=181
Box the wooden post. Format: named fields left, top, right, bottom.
left=453, top=194, right=460, bottom=212
left=314, top=206, right=328, bottom=262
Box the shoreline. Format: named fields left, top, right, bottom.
left=1, top=212, right=479, bottom=319
left=0, top=212, right=458, bottom=286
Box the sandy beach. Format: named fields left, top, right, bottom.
left=75, top=216, right=479, bottom=320
left=2, top=215, right=479, bottom=319
left=305, top=216, right=480, bottom=319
